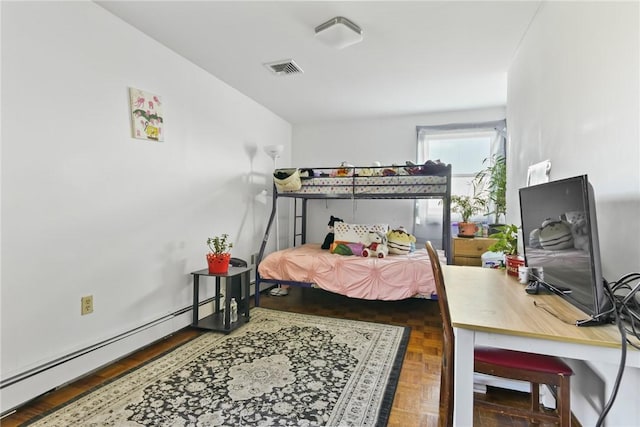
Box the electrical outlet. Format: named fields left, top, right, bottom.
left=81, top=295, right=94, bottom=315
left=251, top=253, right=258, bottom=265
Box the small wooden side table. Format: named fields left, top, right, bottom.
left=190, top=266, right=252, bottom=333
left=452, top=237, right=497, bottom=266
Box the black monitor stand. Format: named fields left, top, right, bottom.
left=525, top=280, right=571, bottom=296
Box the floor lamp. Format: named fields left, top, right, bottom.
left=263, top=145, right=287, bottom=296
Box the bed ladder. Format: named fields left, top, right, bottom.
left=293, top=198, right=307, bottom=247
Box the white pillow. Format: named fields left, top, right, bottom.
left=333, top=222, right=389, bottom=244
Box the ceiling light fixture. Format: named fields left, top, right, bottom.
left=315, top=16, right=363, bottom=49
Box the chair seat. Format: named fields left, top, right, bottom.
left=475, top=346, right=573, bottom=375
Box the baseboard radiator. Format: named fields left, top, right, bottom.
left=0, top=301, right=203, bottom=416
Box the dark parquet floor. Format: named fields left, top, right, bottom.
left=2, top=286, right=578, bottom=426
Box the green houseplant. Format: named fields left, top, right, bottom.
left=474, top=154, right=506, bottom=229
left=487, top=224, right=523, bottom=276
left=206, top=233, right=233, bottom=274
left=451, top=194, right=486, bottom=237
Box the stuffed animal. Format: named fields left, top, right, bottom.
left=570, top=218, right=589, bottom=252
left=321, top=215, right=344, bottom=250
left=539, top=219, right=574, bottom=250
left=529, top=228, right=543, bottom=249
left=404, top=161, right=422, bottom=175
left=362, top=231, right=389, bottom=258
left=335, top=161, right=354, bottom=177
left=387, top=227, right=417, bottom=255
left=358, top=167, right=374, bottom=176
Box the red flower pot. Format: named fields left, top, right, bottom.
left=206, top=253, right=231, bottom=274
left=458, top=222, right=478, bottom=237
left=505, top=254, right=525, bottom=277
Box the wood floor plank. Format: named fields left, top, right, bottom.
left=2, top=287, right=578, bottom=426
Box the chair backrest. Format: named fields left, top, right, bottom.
left=426, top=241, right=454, bottom=427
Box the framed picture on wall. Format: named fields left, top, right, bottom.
left=129, top=87, right=164, bottom=142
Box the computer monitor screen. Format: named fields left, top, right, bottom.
left=519, top=175, right=609, bottom=320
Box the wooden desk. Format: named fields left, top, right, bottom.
left=443, top=265, right=640, bottom=426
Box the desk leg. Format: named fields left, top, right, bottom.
left=454, top=327, right=475, bottom=427
left=192, top=275, right=199, bottom=326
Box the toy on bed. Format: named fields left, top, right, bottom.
left=321, top=215, right=344, bottom=250
left=404, top=159, right=450, bottom=176
left=387, top=227, right=416, bottom=255
left=331, top=241, right=365, bottom=256
left=335, top=161, right=354, bottom=177
left=330, top=221, right=389, bottom=257
left=563, top=210, right=589, bottom=251
left=362, top=231, right=389, bottom=258
left=529, top=218, right=575, bottom=251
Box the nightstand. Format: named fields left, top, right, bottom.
left=190, top=266, right=252, bottom=333
left=452, top=237, right=497, bottom=266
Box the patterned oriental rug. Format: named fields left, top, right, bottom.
left=26, top=308, right=410, bottom=427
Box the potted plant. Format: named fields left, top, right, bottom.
left=474, top=154, right=506, bottom=234
left=451, top=194, right=486, bottom=237
left=487, top=224, right=523, bottom=276
left=206, top=233, right=233, bottom=274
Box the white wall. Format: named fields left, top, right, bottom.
left=507, top=2, right=639, bottom=425
left=291, top=108, right=505, bottom=244
left=1, top=1, right=290, bottom=412
left=507, top=1, right=639, bottom=292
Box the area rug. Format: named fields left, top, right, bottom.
left=25, top=308, right=410, bottom=427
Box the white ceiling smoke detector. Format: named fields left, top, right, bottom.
left=264, top=59, right=303, bottom=76
left=315, top=16, right=363, bottom=49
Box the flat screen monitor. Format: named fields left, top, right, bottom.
left=519, top=175, right=610, bottom=323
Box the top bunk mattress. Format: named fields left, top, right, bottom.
left=258, top=243, right=440, bottom=300
left=289, top=175, right=448, bottom=196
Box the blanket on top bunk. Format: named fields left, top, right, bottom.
left=258, top=243, right=442, bottom=300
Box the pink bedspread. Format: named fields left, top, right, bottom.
left=258, top=243, right=439, bottom=300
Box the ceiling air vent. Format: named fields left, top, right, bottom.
left=264, top=59, right=303, bottom=76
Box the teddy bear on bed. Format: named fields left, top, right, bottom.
left=538, top=218, right=574, bottom=250
left=321, top=215, right=344, bottom=250
left=362, top=231, right=389, bottom=258
left=387, top=226, right=417, bottom=255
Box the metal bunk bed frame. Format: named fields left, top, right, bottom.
left=254, top=165, right=452, bottom=307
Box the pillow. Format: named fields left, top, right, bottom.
left=330, top=242, right=365, bottom=256
left=333, top=222, right=389, bottom=245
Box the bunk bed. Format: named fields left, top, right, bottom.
left=254, top=164, right=452, bottom=307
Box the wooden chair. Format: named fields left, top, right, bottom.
left=425, top=242, right=574, bottom=427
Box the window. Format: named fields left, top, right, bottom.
left=413, top=121, right=506, bottom=248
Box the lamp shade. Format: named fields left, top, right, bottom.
left=315, top=16, right=363, bottom=49
left=264, top=144, right=284, bottom=159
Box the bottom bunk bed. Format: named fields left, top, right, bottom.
left=256, top=243, right=444, bottom=306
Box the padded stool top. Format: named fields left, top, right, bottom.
left=475, top=346, right=574, bottom=375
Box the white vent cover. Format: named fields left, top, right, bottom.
left=264, top=59, right=303, bottom=75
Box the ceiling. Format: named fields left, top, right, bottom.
left=97, top=1, right=541, bottom=124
